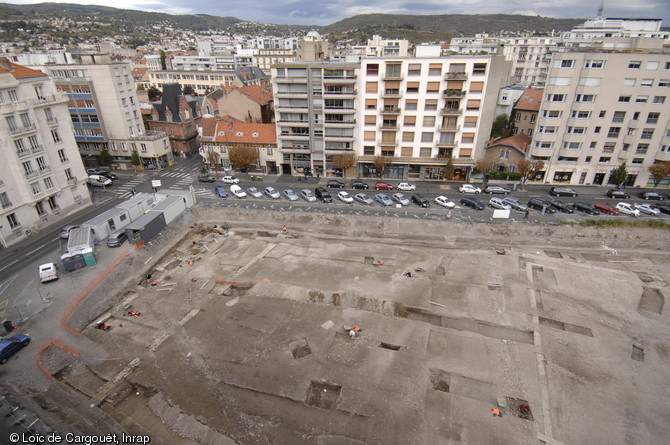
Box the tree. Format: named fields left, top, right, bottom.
left=206, top=151, right=221, bottom=178
left=332, top=153, right=357, bottom=178
left=490, top=113, right=510, bottom=139
left=182, top=85, right=196, bottom=96
left=98, top=148, right=113, bottom=166
left=228, top=146, right=259, bottom=172
left=648, top=161, right=670, bottom=188
left=130, top=149, right=141, bottom=171
left=475, top=158, right=498, bottom=175
left=610, top=162, right=628, bottom=186
left=159, top=50, right=167, bottom=70
left=517, top=159, right=545, bottom=187
left=443, top=158, right=455, bottom=180
left=372, top=155, right=390, bottom=178
left=147, top=86, right=161, bottom=101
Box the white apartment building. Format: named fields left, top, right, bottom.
left=358, top=56, right=511, bottom=180
left=0, top=59, right=91, bottom=248
left=45, top=54, right=173, bottom=171
left=529, top=40, right=670, bottom=187
left=448, top=35, right=499, bottom=55
left=502, top=37, right=557, bottom=86
left=561, top=17, right=670, bottom=47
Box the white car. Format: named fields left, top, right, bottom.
left=635, top=203, right=660, bottom=215
left=246, top=187, right=262, bottom=198
left=337, top=191, right=354, bottom=203
left=489, top=197, right=511, bottom=210
left=397, top=182, right=416, bottom=191
left=264, top=186, right=280, bottom=199
left=221, top=176, right=240, bottom=184
left=229, top=184, right=247, bottom=198
left=459, top=184, right=481, bottom=194
left=38, top=263, right=58, bottom=283
left=283, top=189, right=299, bottom=201
left=434, top=196, right=455, bottom=208
left=615, top=202, right=640, bottom=217
left=392, top=193, right=410, bottom=206
left=300, top=189, right=317, bottom=202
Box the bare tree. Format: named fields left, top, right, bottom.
left=475, top=158, right=498, bottom=175
left=332, top=153, right=357, bottom=178
left=372, top=156, right=391, bottom=178
left=206, top=151, right=221, bottom=179
left=648, top=161, right=670, bottom=188
left=517, top=159, right=545, bottom=187
left=228, top=146, right=259, bottom=172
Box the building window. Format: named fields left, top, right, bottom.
left=405, top=100, right=417, bottom=111
left=636, top=96, right=648, bottom=103
left=607, top=127, right=621, bottom=138
left=36, top=201, right=47, bottom=217
left=44, top=177, right=54, bottom=189
left=632, top=158, right=644, bottom=164
left=594, top=126, right=601, bottom=133
left=636, top=144, right=649, bottom=154
left=500, top=149, right=510, bottom=159
left=575, top=94, right=595, bottom=102
left=598, top=157, right=611, bottom=163
left=584, top=60, right=605, bottom=68
left=402, top=132, right=414, bottom=142
left=7, top=213, right=19, bottom=229
left=640, top=79, right=653, bottom=87
left=560, top=59, right=575, bottom=68
left=473, top=63, right=487, bottom=74
left=543, top=110, right=561, bottom=118
left=421, top=132, right=433, bottom=143
left=603, top=143, right=615, bottom=153
left=563, top=142, right=581, bottom=149
left=628, top=61, right=641, bottom=69
left=423, top=116, right=436, bottom=127
left=30, top=182, right=40, bottom=195
left=549, top=94, right=565, bottom=102
left=647, top=113, right=660, bottom=124
left=585, top=156, right=592, bottom=162
left=51, top=129, right=61, bottom=143
left=653, top=96, right=666, bottom=104
left=572, top=111, right=590, bottom=119
left=0, top=192, right=11, bottom=209
left=64, top=168, right=73, bottom=181
left=659, top=80, right=670, bottom=87
left=640, top=129, right=654, bottom=139
left=618, top=96, right=631, bottom=103
left=367, top=64, right=379, bottom=75
left=419, top=147, right=431, bottom=157
left=363, top=146, right=375, bottom=156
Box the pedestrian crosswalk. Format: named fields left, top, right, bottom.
left=159, top=171, right=194, bottom=179
left=115, top=179, right=144, bottom=199
left=193, top=187, right=214, bottom=197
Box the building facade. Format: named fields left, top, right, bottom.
left=529, top=40, right=670, bottom=186
left=147, top=83, right=201, bottom=157
left=512, top=88, right=542, bottom=138
left=46, top=53, right=173, bottom=170
left=0, top=59, right=91, bottom=248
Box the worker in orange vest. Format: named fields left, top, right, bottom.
left=491, top=408, right=502, bottom=417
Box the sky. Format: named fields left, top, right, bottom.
left=4, top=0, right=670, bottom=26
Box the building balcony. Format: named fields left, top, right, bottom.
left=67, top=177, right=78, bottom=185
left=324, top=120, right=356, bottom=126
left=0, top=100, right=29, bottom=114
left=439, top=125, right=460, bottom=132
left=379, top=123, right=398, bottom=130
left=32, top=93, right=69, bottom=107
left=382, top=73, right=404, bottom=81
left=445, top=72, right=468, bottom=80
left=323, top=90, right=357, bottom=97
left=280, top=146, right=311, bottom=153
left=31, top=144, right=44, bottom=154
left=16, top=149, right=30, bottom=159
left=8, top=123, right=37, bottom=136
left=38, top=166, right=52, bottom=175
left=46, top=117, right=58, bottom=126
left=274, top=91, right=308, bottom=98
left=130, top=131, right=167, bottom=142
left=280, top=133, right=310, bottom=139
left=437, top=140, right=458, bottom=148
left=443, top=89, right=466, bottom=98
left=323, top=135, right=355, bottom=141
left=381, top=90, right=401, bottom=98
left=275, top=105, right=309, bottom=113
left=440, top=108, right=462, bottom=116
left=25, top=170, right=38, bottom=180
left=381, top=107, right=401, bottom=115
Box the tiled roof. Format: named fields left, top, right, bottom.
left=514, top=88, right=543, bottom=112
left=238, top=85, right=273, bottom=105
left=211, top=120, right=276, bottom=144
left=0, top=58, right=46, bottom=79
left=487, top=133, right=532, bottom=152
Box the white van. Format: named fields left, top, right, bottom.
left=229, top=184, right=247, bottom=198
left=38, top=263, right=58, bottom=282
left=87, top=174, right=112, bottom=187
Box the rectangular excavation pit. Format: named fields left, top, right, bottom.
left=429, top=368, right=450, bottom=393
left=538, top=317, right=593, bottom=337
left=632, top=345, right=645, bottom=362
left=306, top=381, right=342, bottom=409
left=505, top=397, right=533, bottom=421
left=289, top=338, right=312, bottom=359
left=544, top=250, right=563, bottom=259
left=379, top=342, right=401, bottom=351
left=638, top=288, right=664, bottom=315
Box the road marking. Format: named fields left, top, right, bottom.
left=26, top=244, right=47, bottom=256
left=0, top=298, right=9, bottom=316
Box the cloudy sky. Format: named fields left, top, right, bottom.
left=5, top=0, right=670, bottom=26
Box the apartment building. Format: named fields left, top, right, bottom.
left=254, top=49, right=296, bottom=75
left=358, top=56, right=511, bottom=180
left=147, top=83, right=201, bottom=157
left=529, top=39, right=670, bottom=186
left=502, top=37, right=557, bottom=86
left=147, top=67, right=269, bottom=96
left=272, top=62, right=358, bottom=175
left=560, top=17, right=670, bottom=47
left=448, top=35, right=499, bottom=55
left=0, top=59, right=91, bottom=248
left=512, top=88, right=542, bottom=138
left=46, top=53, right=173, bottom=170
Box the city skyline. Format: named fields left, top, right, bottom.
left=3, top=0, right=670, bottom=27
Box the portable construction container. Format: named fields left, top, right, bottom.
left=115, top=193, right=157, bottom=222
left=147, top=195, right=186, bottom=225
left=82, top=207, right=132, bottom=241
left=62, top=226, right=97, bottom=270
left=124, top=211, right=166, bottom=245
left=159, top=188, right=195, bottom=208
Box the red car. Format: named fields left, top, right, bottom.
left=594, top=203, right=620, bottom=215
left=374, top=181, right=393, bottom=190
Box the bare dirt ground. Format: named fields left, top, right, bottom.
left=5, top=207, right=670, bottom=445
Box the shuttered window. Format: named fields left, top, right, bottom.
left=366, top=82, right=378, bottom=93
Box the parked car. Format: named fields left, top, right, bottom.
left=484, top=185, right=510, bottom=195
left=107, top=231, right=128, bottom=247
left=489, top=197, right=511, bottom=210
left=392, top=193, right=410, bottom=206
left=502, top=197, right=528, bottom=212
left=300, top=189, right=317, bottom=202
left=221, top=176, right=240, bottom=184
left=87, top=174, right=112, bottom=187
left=314, top=187, right=333, bottom=203
left=527, top=198, right=556, bottom=213
left=397, top=182, right=416, bottom=191
left=86, top=168, right=104, bottom=175
left=573, top=202, right=600, bottom=215
left=594, top=203, right=620, bottom=215
left=38, top=263, right=58, bottom=282
left=60, top=224, right=81, bottom=239
left=375, top=193, right=394, bottom=206
left=411, top=194, right=430, bottom=208
left=214, top=185, right=228, bottom=198
left=655, top=205, right=670, bottom=215
left=230, top=184, right=247, bottom=198
left=459, top=184, right=481, bottom=194
left=264, top=186, right=280, bottom=199
left=351, top=181, right=369, bottom=190
left=615, top=202, right=640, bottom=217
left=639, top=191, right=664, bottom=200
left=99, top=170, right=118, bottom=180
left=550, top=187, right=578, bottom=197
left=354, top=193, right=374, bottom=205
left=607, top=189, right=630, bottom=199
left=435, top=196, right=455, bottom=208
left=326, top=180, right=346, bottom=188
left=0, top=334, right=30, bottom=364
left=549, top=200, right=574, bottom=213
left=337, top=191, right=354, bottom=203
left=374, top=181, right=393, bottom=191
left=246, top=187, right=262, bottom=198
left=283, top=189, right=299, bottom=201
left=461, top=197, right=485, bottom=210
left=198, top=174, right=216, bottom=182
left=635, top=203, right=661, bottom=215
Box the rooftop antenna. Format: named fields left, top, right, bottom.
left=596, top=0, right=604, bottom=19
